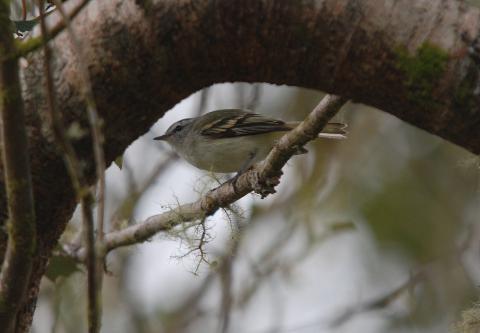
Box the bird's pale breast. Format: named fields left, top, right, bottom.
left=181, top=132, right=281, bottom=173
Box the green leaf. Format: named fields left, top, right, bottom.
left=45, top=254, right=81, bottom=282
left=114, top=155, right=123, bottom=169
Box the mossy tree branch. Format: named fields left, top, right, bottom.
left=0, top=2, right=36, bottom=332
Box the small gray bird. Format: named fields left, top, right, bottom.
left=154, top=109, right=347, bottom=173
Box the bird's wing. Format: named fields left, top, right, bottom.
left=200, top=111, right=291, bottom=138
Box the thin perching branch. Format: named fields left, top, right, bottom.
left=51, top=1, right=107, bottom=330
left=52, top=0, right=106, bottom=242
left=38, top=2, right=101, bottom=332
left=21, top=0, right=27, bottom=21
left=74, top=94, right=348, bottom=258
left=0, top=2, right=36, bottom=332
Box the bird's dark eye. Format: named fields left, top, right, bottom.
left=173, top=125, right=183, bottom=133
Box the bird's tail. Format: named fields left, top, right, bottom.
left=318, top=122, right=348, bottom=139
left=286, top=122, right=348, bottom=140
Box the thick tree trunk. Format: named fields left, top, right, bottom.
left=2, top=0, right=479, bottom=330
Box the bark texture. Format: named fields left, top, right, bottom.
left=2, top=0, right=480, bottom=330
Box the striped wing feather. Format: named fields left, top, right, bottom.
left=200, top=111, right=291, bottom=138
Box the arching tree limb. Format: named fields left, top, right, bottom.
left=2, top=0, right=480, bottom=330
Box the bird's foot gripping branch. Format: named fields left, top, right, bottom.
left=247, top=169, right=283, bottom=198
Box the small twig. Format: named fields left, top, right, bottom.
left=171, top=215, right=213, bottom=273
left=328, top=224, right=480, bottom=329
left=195, top=87, right=210, bottom=117
left=218, top=222, right=241, bottom=333
left=52, top=1, right=106, bottom=330
left=163, top=271, right=217, bottom=332
left=328, top=269, right=427, bottom=328
left=0, top=2, right=36, bottom=331
left=194, top=217, right=209, bottom=273
left=38, top=2, right=100, bottom=332
left=51, top=0, right=106, bottom=241
left=21, top=0, right=27, bottom=21
left=246, top=83, right=262, bottom=110
left=73, top=94, right=348, bottom=259
left=163, top=217, right=245, bottom=333
left=80, top=195, right=100, bottom=333
left=236, top=220, right=299, bottom=308
left=112, top=153, right=178, bottom=227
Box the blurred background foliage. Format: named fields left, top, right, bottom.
left=468, top=0, right=480, bottom=8
left=31, top=83, right=479, bottom=333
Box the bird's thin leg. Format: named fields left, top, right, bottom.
left=230, top=150, right=258, bottom=193
left=237, top=150, right=258, bottom=176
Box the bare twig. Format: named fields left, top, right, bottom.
left=246, top=83, right=262, bottom=110
left=51, top=0, right=106, bottom=241
left=162, top=271, right=217, bottom=332
left=80, top=195, right=100, bottom=333
left=236, top=221, right=298, bottom=308
left=38, top=2, right=100, bottom=332
left=195, top=87, right=210, bottom=117
left=113, top=153, right=178, bottom=225
left=161, top=217, right=244, bottom=333
left=218, top=225, right=240, bottom=333
left=73, top=94, right=348, bottom=259
left=171, top=215, right=213, bottom=274
left=328, top=223, right=480, bottom=329
left=328, top=269, right=427, bottom=328
left=52, top=1, right=106, bottom=330
left=61, top=154, right=178, bottom=269
left=0, top=2, right=36, bottom=332
left=38, top=2, right=84, bottom=191
left=21, top=0, right=27, bottom=21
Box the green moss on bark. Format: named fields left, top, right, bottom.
left=15, top=37, right=43, bottom=57
left=395, top=43, right=449, bottom=109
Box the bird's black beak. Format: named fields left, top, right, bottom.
left=153, top=134, right=170, bottom=141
